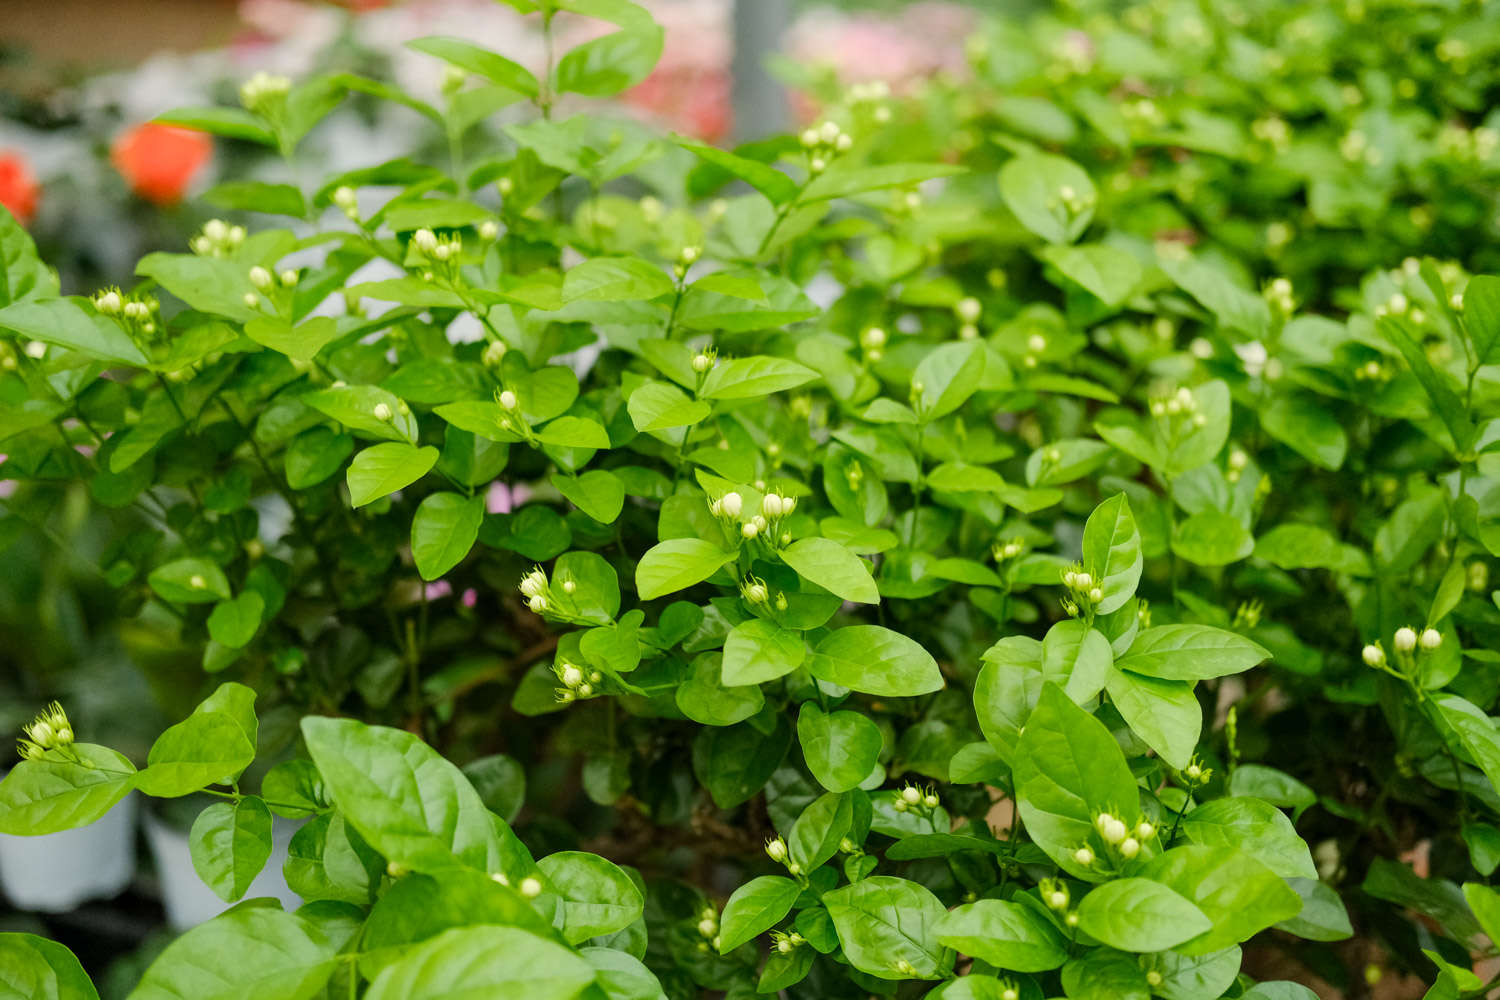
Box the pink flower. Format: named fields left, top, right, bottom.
left=0, top=152, right=40, bottom=225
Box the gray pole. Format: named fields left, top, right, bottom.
left=731, top=0, right=792, bottom=142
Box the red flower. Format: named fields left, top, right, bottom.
left=111, top=124, right=212, bottom=206
left=0, top=152, right=40, bottom=224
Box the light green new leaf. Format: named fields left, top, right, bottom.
left=206, top=592, right=265, bottom=649
left=934, top=899, right=1068, bottom=971
left=536, top=851, right=644, bottom=944
left=627, top=381, right=711, bottom=434
left=1105, top=668, right=1200, bottom=770
left=1077, top=878, right=1212, bottom=952
left=1180, top=798, right=1316, bottom=880
left=998, top=153, right=1095, bottom=244
left=149, top=558, right=232, bottom=604
left=410, top=492, right=485, bottom=580
left=1138, top=846, right=1303, bottom=954
left=718, top=876, right=801, bottom=953
left=0, top=744, right=136, bottom=836
left=808, top=625, right=943, bottom=697
left=798, top=703, right=882, bottom=793
left=635, top=539, right=736, bottom=600
left=1115, top=625, right=1269, bottom=681
left=823, top=877, right=951, bottom=980
left=128, top=907, right=340, bottom=1000
left=701, top=357, right=818, bottom=399
left=562, top=257, right=673, bottom=303
left=364, top=927, right=593, bottom=1000
left=189, top=796, right=273, bottom=903
left=1040, top=619, right=1112, bottom=703
left=780, top=537, right=879, bottom=604
left=553, top=469, right=625, bottom=523
left=1081, top=493, right=1141, bottom=614
left=722, top=618, right=806, bottom=686
left=346, top=443, right=439, bottom=508
left=0, top=933, right=99, bottom=1000
left=0, top=298, right=148, bottom=366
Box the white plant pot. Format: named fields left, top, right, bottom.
left=0, top=792, right=138, bottom=913
left=144, top=811, right=302, bottom=930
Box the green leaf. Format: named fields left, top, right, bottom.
left=285, top=428, right=355, bottom=489
left=635, top=539, right=736, bottom=599
left=1040, top=619, right=1112, bottom=703
left=722, top=618, right=806, bottom=686
left=137, top=252, right=263, bottom=323
left=1138, top=846, right=1303, bottom=954
left=346, top=443, right=439, bottom=508
left=718, top=876, right=802, bottom=953
left=701, top=357, right=819, bottom=399
left=0, top=204, right=59, bottom=306
left=364, top=927, right=594, bottom=1000
left=580, top=948, right=666, bottom=1000
left=0, top=298, right=149, bottom=366
left=934, top=899, right=1068, bottom=971
left=534, top=416, right=611, bottom=449
left=675, top=653, right=763, bottom=726
left=802, top=163, right=965, bottom=202
left=1253, top=523, right=1368, bottom=574
left=207, top=591, right=266, bottom=649
left=998, top=153, right=1094, bottom=244
left=627, top=381, right=710, bottom=434
left=1116, top=625, right=1269, bottom=681
left=562, top=257, right=673, bottom=303
left=798, top=703, right=882, bottom=793
left=303, top=385, right=419, bottom=444
left=677, top=140, right=799, bottom=205
left=1379, top=315, right=1474, bottom=452
left=913, top=341, right=986, bottom=420
left=1172, top=510, right=1254, bottom=566
left=1158, top=255, right=1268, bottom=339
left=129, top=907, right=340, bottom=1000
left=780, top=537, right=879, bottom=604
left=1040, top=243, right=1142, bottom=305
left=1261, top=395, right=1348, bottom=469
left=1464, top=275, right=1500, bottom=364
left=244, top=316, right=341, bottom=364
left=300, top=716, right=515, bottom=876
left=692, top=716, right=791, bottom=808
left=1180, top=798, right=1317, bottom=879
left=553, top=469, right=625, bottom=523
left=148, top=557, right=231, bottom=604
left=554, top=28, right=664, bottom=97
left=0, top=744, right=136, bottom=835
left=1061, top=950, right=1149, bottom=1000
left=1105, top=668, right=1200, bottom=770
left=189, top=797, right=274, bottom=903
left=152, top=107, right=276, bottom=146
left=789, top=792, right=856, bottom=871
left=0, top=933, right=99, bottom=1000
left=1277, top=878, right=1354, bottom=942
left=1077, top=878, right=1213, bottom=952
left=823, top=876, right=951, bottom=980
left=1429, top=694, right=1500, bottom=799
left=203, top=180, right=307, bottom=217
left=411, top=492, right=485, bottom=581
left=1086, top=494, right=1140, bottom=617
left=136, top=685, right=258, bottom=797
left=808, top=625, right=943, bottom=697
left=1012, top=684, right=1138, bottom=879
left=536, top=851, right=645, bottom=944
left=407, top=36, right=539, bottom=95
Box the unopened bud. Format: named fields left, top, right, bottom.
left=1394, top=627, right=1417, bottom=652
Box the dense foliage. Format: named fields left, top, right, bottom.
left=5, top=0, right=1500, bottom=997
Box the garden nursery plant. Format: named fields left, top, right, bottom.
left=6, top=0, right=1500, bottom=997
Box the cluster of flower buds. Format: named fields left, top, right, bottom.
left=892, top=783, right=939, bottom=814
left=17, top=702, right=74, bottom=761
left=1047, top=183, right=1093, bottom=221
left=693, top=905, right=722, bottom=951
left=765, top=836, right=803, bottom=876
left=859, top=326, right=886, bottom=362
left=1149, top=385, right=1206, bottom=427
left=332, top=186, right=360, bottom=221
left=190, top=219, right=246, bottom=258
left=799, top=120, right=853, bottom=175
left=94, top=287, right=162, bottom=340
left=708, top=490, right=744, bottom=520
left=1250, top=115, right=1292, bottom=153
left=1265, top=277, right=1295, bottom=316
left=738, top=574, right=787, bottom=611
left=1226, top=448, right=1250, bottom=483
left=1060, top=565, right=1104, bottom=617
left=991, top=537, right=1027, bottom=563
left=1373, top=291, right=1425, bottom=325
left=1362, top=626, right=1443, bottom=678
left=369, top=398, right=411, bottom=426
left=492, top=386, right=532, bottom=438
left=1232, top=599, right=1264, bottom=629
left=1039, top=878, right=1070, bottom=914
left=1181, top=758, right=1212, bottom=788
left=690, top=345, right=716, bottom=375
left=412, top=228, right=464, bottom=280
left=482, top=340, right=508, bottom=369
left=769, top=929, right=805, bottom=955
left=1020, top=332, right=1047, bottom=369
left=953, top=296, right=982, bottom=341
left=240, top=71, right=292, bottom=118
left=673, top=245, right=701, bottom=280
left=518, top=566, right=555, bottom=615
left=243, top=264, right=299, bottom=311
left=487, top=870, right=542, bottom=896
left=848, top=79, right=891, bottom=124
left=1469, top=561, right=1489, bottom=592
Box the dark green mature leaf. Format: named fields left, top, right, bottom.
left=1378, top=316, right=1474, bottom=452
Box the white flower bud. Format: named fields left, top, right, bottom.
left=835, top=133, right=853, bottom=152
left=902, top=786, right=922, bottom=805
left=499, top=390, right=518, bottom=410
left=741, top=522, right=759, bottom=539
left=720, top=492, right=743, bottom=518
left=1073, top=846, right=1095, bottom=865
left=373, top=402, right=393, bottom=422
left=561, top=580, right=575, bottom=595
left=810, top=156, right=827, bottom=174
left=249, top=266, right=273, bottom=290
left=576, top=683, right=593, bottom=697
left=1420, top=628, right=1442, bottom=650
left=95, top=290, right=122, bottom=314
left=413, top=228, right=439, bottom=254
left=861, top=326, right=887, bottom=349
left=1394, top=627, right=1417, bottom=652
left=800, top=128, right=820, bottom=148
left=1136, top=821, right=1155, bottom=840
left=691, top=352, right=713, bottom=373
left=1146, top=970, right=1163, bottom=987
left=519, top=876, right=542, bottom=898
left=1119, top=837, right=1140, bottom=859
left=1027, top=333, right=1047, bottom=353
left=189, top=574, right=206, bottom=589
left=561, top=664, right=583, bottom=687
left=280, top=269, right=298, bottom=287
left=1048, top=890, right=1068, bottom=909
left=955, top=297, right=982, bottom=323
left=479, top=220, right=499, bottom=241
left=1089, top=587, right=1103, bottom=603
left=746, top=582, right=768, bottom=603
left=1075, top=572, right=1093, bottom=590
left=1362, top=644, right=1385, bottom=667
left=762, top=494, right=784, bottom=518
left=332, top=186, right=358, bottom=212
left=766, top=838, right=788, bottom=862
left=698, top=918, right=717, bottom=938
left=243, top=292, right=259, bottom=308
